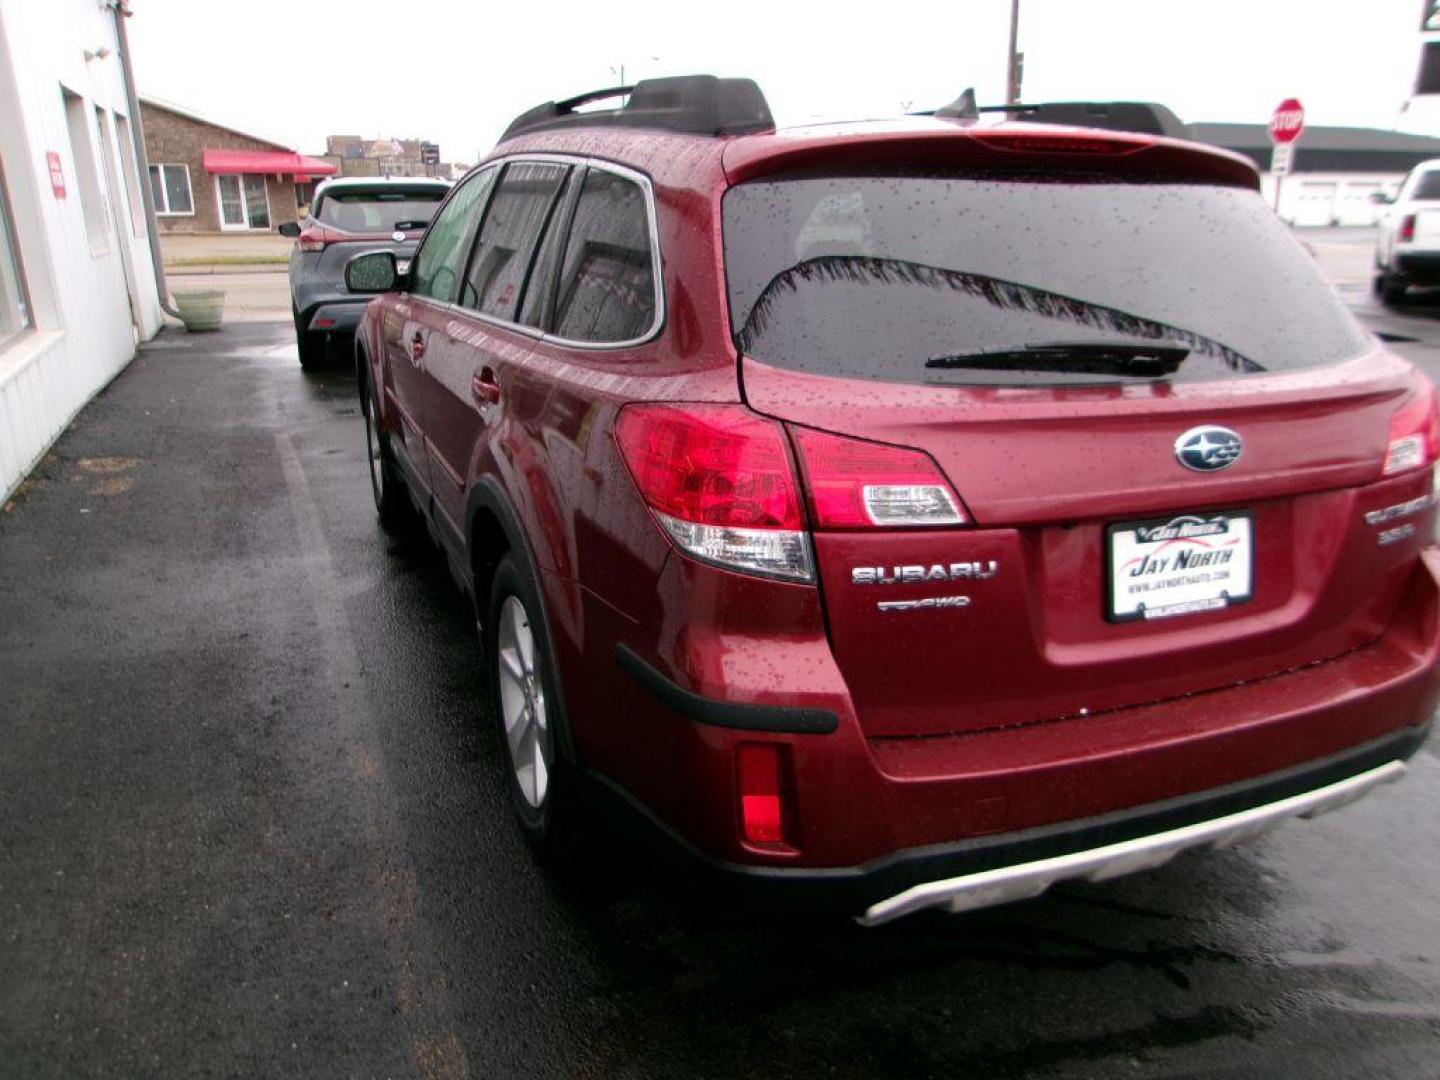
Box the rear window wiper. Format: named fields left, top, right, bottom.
left=925, top=341, right=1193, bottom=379
left=390, top=219, right=431, bottom=232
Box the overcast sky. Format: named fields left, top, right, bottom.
left=128, top=0, right=1430, bottom=164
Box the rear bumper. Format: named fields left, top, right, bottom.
left=302, top=300, right=368, bottom=333
left=596, top=548, right=1440, bottom=917
left=858, top=756, right=1409, bottom=924
left=1395, top=251, right=1440, bottom=281
left=592, top=724, right=1428, bottom=919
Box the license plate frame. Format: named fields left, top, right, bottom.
left=1106, top=510, right=1254, bottom=623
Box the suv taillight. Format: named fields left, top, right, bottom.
left=1400, top=214, right=1417, bottom=244
left=297, top=225, right=333, bottom=252
left=790, top=426, right=965, bottom=528
left=1384, top=381, right=1440, bottom=477
left=614, top=404, right=813, bottom=582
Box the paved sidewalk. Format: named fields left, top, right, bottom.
left=160, top=232, right=291, bottom=270
left=168, top=270, right=290, bottom=325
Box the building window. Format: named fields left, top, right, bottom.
left=114, top=115, right=147, bottom=235
left=148, top=164, right=193, bottom=216
left=0, top=163, right=32, bottom=350
left=216, top=174, right=270, bottom=230
left=61, top=88, right=110, bottom=255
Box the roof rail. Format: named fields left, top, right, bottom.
left=500, top=75, right=775, bottom=142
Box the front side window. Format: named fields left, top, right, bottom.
left=462, top=162, right=568, bottom=321
left=552, top=169, right=656, bottom=343
left=411, top=167, right=496, bottom=303
left=148, top=163, right=193, bottom=215
left=217, top=174, right=270, bottom=230
left=723, top=174, right=1370, bottom=386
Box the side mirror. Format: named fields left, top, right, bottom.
left=345, top=250, right=400, bottom=294
left=1368, top=192, right=1396, bottom=206
left=277, top=221, right=301, bottom=238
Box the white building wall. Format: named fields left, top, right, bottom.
left=1260, top=172, right=1405, bottom=228
left=0, top=0, right=162, bottom=501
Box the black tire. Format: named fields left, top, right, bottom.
left=1377, top=271, right=1408, bottom=307
left=361, top=374, right=409, bottom=529
left=293, top=306, right=327, bottom=369
left=487, top=553, right=582, bottom=860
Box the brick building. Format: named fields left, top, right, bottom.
left=319, top=134, right=458, bottom=181
left=140, top=97, right=334, bottom=233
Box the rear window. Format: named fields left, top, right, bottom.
left=1412, top=171, right=1440, bottom=200
left=315, top=188, right=447, bottom=233
left=722, top=175, right=1370, bottom=386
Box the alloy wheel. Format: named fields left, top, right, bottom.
left=496, top=594, right=550, bottom=808
left=364, top=391, right=385, bottom=506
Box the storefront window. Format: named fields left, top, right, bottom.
left=0, top=169, right=31, bottom=351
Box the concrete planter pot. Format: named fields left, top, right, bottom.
left=173, top=289, right=225, bottom=332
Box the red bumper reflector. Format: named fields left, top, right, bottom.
left=314, top=318, right=336, bottom=329
left=737, top=743, right=786, bottom=844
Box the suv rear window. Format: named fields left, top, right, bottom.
left=315, top=188, right=447, bottom=233
left=1412, top=171, right=1440, bottom=200
left=722, top=175, right=1370, bottom=385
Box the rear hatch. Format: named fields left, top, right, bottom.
left=721, top=142, right=1433, bottom=738
left=310, top=184, right=448, bottom=284
left=1413, top=207, right=1440, bottom=247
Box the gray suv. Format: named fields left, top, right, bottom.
left=279, top=176, right=450, bottom=368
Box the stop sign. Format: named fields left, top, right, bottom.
left=1269, top=98, right=1305, bottom=145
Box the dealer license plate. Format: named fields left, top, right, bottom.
left=1107, top=511, right=1253, bottom=622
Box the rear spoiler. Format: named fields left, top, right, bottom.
left=722, top=125, right=1260, bottom=192
left=919, top=91, right=1190, bottom=141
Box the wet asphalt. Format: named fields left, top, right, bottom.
left=3, top=281, right=1440, bottom=1078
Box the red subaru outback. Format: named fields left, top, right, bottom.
left=348, top=76, right=1440, bottom=924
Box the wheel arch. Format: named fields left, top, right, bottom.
left=468, top=475, right=578, bottom=764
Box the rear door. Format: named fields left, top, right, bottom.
left=416, top=160, right=572, bottom=539
left=723, top=170, right=1428, bottom=738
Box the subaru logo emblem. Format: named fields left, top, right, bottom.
left=1174, top=426, right=1243, bottom=472
left=391, top=230, right=405, bottom=242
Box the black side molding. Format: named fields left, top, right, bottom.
left=615, top=645, right=838, bottom=735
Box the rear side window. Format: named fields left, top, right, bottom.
left=722, top=175, right=1371, bottom=385
left=1412, top=171, right=1440, bottom=200
left=461, top=162, right=568, bottom=321
left=315, top=188, right=446, bottom=232
left=517, top=170, right=581, bottom=330
left=552, top=169, right=656, bottom=343
left=412, top=169, right=496, bottom=303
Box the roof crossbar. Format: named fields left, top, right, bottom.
left=501, top=75, right=775, bottom=142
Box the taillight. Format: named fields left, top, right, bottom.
left=613, top=404, right=813, bottom=582
left=1384, top=381, right=1440, bottom=477
left=736, top=743, right=787, bottom=846
left=297, top=225, right=333, bottom=252
left=974, top=131, right=1148, bottom=155
left=1400, top=214, right=1417, bottom=244
left=790, top=426, right=965, bottom=528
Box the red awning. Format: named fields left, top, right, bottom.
left=201, top=149, right=336, bottom=179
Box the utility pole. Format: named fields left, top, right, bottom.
left=1006, top=0, right=1023, bottom=105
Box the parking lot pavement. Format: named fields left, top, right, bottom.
left=2, top=323, right=1440, bottom=1079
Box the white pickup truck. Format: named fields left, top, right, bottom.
left=1373, top=158, right=1440, bottom=305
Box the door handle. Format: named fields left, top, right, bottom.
left=409, top=330, right=426, bottom=364
left=471, top=366, right=501, bottom=406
